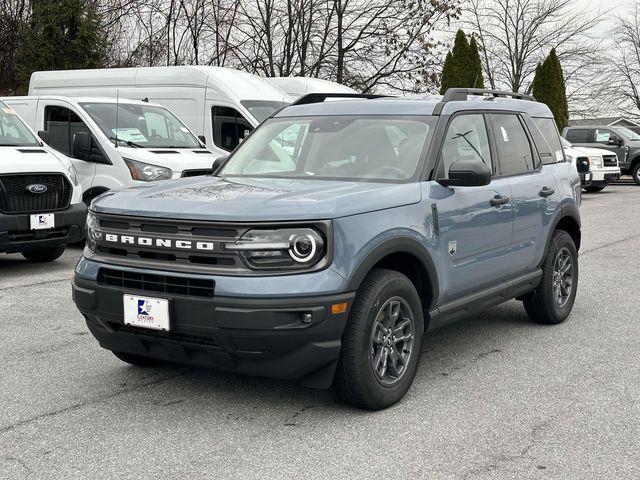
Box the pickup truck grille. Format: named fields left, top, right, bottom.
left=602, top=155, right=618, bottom=167
left=0, top=173, right=71, bottom=214
left=92, top=213, right=247, bottom=273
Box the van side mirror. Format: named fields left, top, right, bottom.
left=437, top=158, right=492, bottom=187
left=212, top=155, right=229, bottom=175
left=197, top=135, right=206, bottom=145
left=37, top=130, right=49, bottom=145
left=72, top=131, right=91, bottom=160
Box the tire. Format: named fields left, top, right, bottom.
left=632, top=163, right=640, bottom=186
left=524, top=230, right=578, bottom=325
left=112, top=351, right=164, bottom=367
left=21, top=246, right=66, bottom=263
left=584, top=185, right=605, bottom=193
left=333, top=268, right=424, bottom=410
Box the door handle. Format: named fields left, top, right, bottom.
left=490, top=195, right=510, bottom=207
left=539, top=186, right=555, bottom=197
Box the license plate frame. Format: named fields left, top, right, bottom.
left=30, top=213, right=55, bottom=230
left=123, top=294, right=170, bottom=331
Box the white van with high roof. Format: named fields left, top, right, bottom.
left=28, top=66, right=291, bottom=156
left=3, top=95, right=215, bottom=205
left=265, top=77, right=357, bottom=100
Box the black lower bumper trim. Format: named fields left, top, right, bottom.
left=73, top=276, right=355, bottom=388
left=0, top=202, right=86, bottom=253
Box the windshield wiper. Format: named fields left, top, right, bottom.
left=108, top=136, right=144, bottom=148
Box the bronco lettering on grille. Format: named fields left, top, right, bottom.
left=104, top=234, right=216, bottom=252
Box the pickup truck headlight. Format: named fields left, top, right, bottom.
left=85, top=210, right=102, bottom=252
left=588, top=156, right=602, bottom=168
left=224, top=228, right=326, bottom=270
left=123, top=158, right=172, bottom=181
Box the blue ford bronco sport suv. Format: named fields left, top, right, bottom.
left=73, top=89, right=581, bottom=410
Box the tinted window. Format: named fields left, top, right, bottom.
left=565, top=128, right=591, bottom=143
left=221, top=116, right=435, bottom=181
left=440, top=114, right=492, bottom=177
left=533, top=118, right=564, bottom=164
left=44, top=105, right=96, bottom=160
left=492, top=114, right=534, bottom=176
left=212, top=106, right=253, bottom=151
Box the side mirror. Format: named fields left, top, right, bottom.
left=72, top=131, right=91, bottom=160
left=197, top=135, right=206, bottom=145
left=437, top=158, right=491, bottom=187
left=37, top=130, right=49, bottom=144
left=212, top=155, right=229, bottom=175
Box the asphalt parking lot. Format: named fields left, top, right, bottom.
left=1, top=182, right=639, bottom=480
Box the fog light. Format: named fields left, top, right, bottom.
left=302, top=313, right=313, bottom=324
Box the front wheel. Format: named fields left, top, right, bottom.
left=632, top=163, right=640, bottom=186
left=21, top=246, right=66, bottom=263
left=524, top=230, right=578, bottom=325
left=333, top=268, right=423, bottom=410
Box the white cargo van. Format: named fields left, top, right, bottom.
left=28, top=66, right=290, bottom=154
left=3, top=96, right=216, bottom=204
left=265, top=77, right=357, bottom=100
left=0, top=100, right=86, bottom=262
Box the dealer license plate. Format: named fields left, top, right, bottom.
left=123, top=295, right=170, bottom=331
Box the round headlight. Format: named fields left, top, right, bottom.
left=289, top=234, right=317, bottom=263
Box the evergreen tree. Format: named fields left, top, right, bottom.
left=469, top=37, right=484, bottom=88
left=532, top=48, right=569, bottom=130
left=440, top=29, right=485, bottom=94
left=17, top=0, right=108, bottom=94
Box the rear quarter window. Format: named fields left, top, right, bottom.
left=533, top=118, right=564, bottom=164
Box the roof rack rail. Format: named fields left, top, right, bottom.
left=291, top=93, right=391, bottom=106
left=442, top=88, right=536, bottom=102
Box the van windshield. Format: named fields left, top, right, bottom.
left=0, top=102, right=40, bottom=147
left=220, top=115, right=435, bottom=182
left=80, top=102, right=201, bottom=149
left=241, top=101, right=287, bottom=123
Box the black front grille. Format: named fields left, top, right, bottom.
left=0, top=173, right=71, bottom=213
left=181, top=169, right=213, bottom=177
left=98, top=268, right=215, bottom=298
left=603, top=155, right=618, bottom=167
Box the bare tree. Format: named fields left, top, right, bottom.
left=464, top=0, right=601, bottom=94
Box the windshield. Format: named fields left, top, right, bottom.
left=615, top=126, right=640, bottom=141
left=0, top=102, right=40, bottom=147
left=241, top=100, right=287, bottom=123
left=80, top=102, right=201, bottom=149
left=220, top=115, right=435, bottom=181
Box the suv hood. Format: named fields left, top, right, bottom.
left=0, top=145, right=71, bottom=175
left=92, top=176, right=422, bottom=221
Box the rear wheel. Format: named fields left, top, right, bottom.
left=333, top=268, right=423, bottom=410
left=632, top=163, right=640, bottom=186
left=112, top=351, right=164, bottom=367
left=584, top=185, right=605, bottom=193
left=524, top=230, right=578, bottom=325
left=21, top=246, right=66, bottom=263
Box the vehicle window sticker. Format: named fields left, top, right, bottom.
left=112, top=127, right=148, bottom=143
left=500, top=126, right=509, bottom=142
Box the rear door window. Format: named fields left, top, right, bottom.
left=491, top=114, right=535, bottom=176
left=565, top=128, right=592, bottom=143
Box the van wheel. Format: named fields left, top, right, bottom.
left=333, top=268, right=423, bottom=410
left=584, top=185, right=605, bottom=193
left=21, top=246, right=66, bottom=263
left=524, top=230, right=578, bottom=325
left=112, top=351, right=164, bottom=367
left=632, top=163, right=640, bottom=186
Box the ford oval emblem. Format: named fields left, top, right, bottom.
left=27, top=184, right=48, bottom=194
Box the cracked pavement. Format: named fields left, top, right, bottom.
left=1, top=183, right=639, bottom=479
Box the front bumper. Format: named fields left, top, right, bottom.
left=72, top=273, right=355, bottom=389
left=0, top=202, right=87, bottom=253
left=590, top=168, right=621, bottom=184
